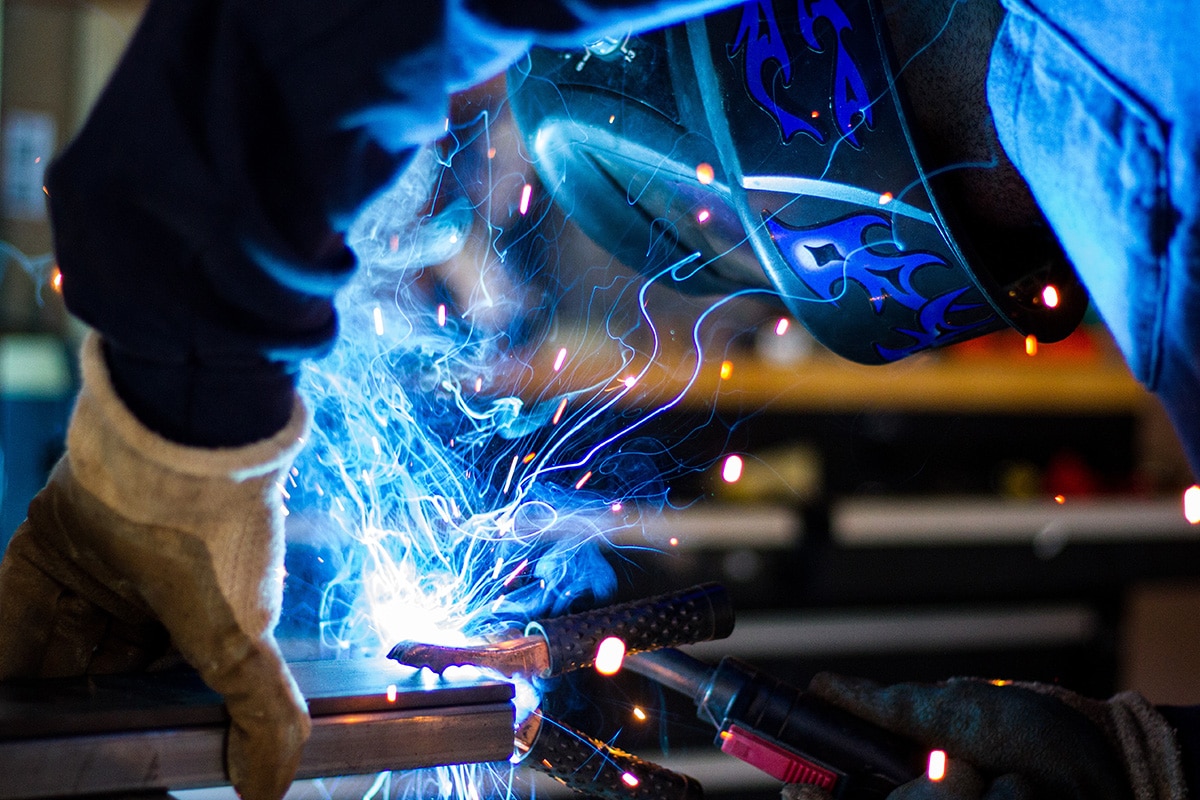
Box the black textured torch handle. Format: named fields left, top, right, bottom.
left=527, top=715, right=704, bottom=800
left=527, top=583, right=734, bottom=676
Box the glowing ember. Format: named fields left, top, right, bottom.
left=695, top=162, right=715, bottom=185
left=775, top=318, right=790, bottom=336
left=878, top=191, right=894, bottom=205
left=373, top=306, right=385, bottom=336
left=436, top=303, right=447, bottom=326
left=575, top=470, right=593, bottom=490
left=1185, top=485, right=1200, bottom=524
left=1042, top=285, right=1060, bottom=308
left=552, top=396, right=568, bottom=425
left=1054, top=494, right=1066, bottom=504
left=554, top=347, right=568, bottom=371
left=722, top=454, right=744, bottom=483
left=1025, top=334, right=1038, bottom=356
left=594, top=636, right=626, bottom=675
left=386, top=684, right=397, bottom=703
left=622, top=375, right=637, bottom=389
left=697, top=209, right=711, bottom=223
left=632, top=707, right=647, bottom=721
left=669, top=537, right=679, bottom=546
left=719, top=360, right=733, bottom=380
left=927, top=750, right=947, bottom=781
left=519, top=183, right=533, bottom=215
left=621, top=772, right=640, bottom=788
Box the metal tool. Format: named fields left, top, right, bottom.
left=389, top=582, right=735, bottom=679
left=626, top=649, right=927, bottom=800
left=515, top=710, right=703, bottom=800
left=391, top=583, right=929, bottom=799
left=0, top=658, right=514, bottom=800
left=390, top=583, right=735, bottom=799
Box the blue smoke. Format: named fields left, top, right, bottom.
left=287, top=144, right=636, bottom=663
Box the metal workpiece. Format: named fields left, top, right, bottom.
left=0, top=659, right=515, bottom=800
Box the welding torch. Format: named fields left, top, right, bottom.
left=626, top=648, right=927, bottom=800
left=390, top=583, right=928, bottom=800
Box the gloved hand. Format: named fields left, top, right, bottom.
left=0, top=334, right=311, bottom=800
left=781, top=673, right=1186, bottom=800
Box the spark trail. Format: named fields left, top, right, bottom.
left=283, top=127, right=744, bottom=796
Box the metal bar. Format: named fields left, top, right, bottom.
left=0, top=659, right=515, bottom=800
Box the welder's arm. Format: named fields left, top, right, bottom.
left=783, top=674, right=1187, bottom=800
left=0, top=335, right=311, bottom=800
left=48, top=0, right=742, bottom=449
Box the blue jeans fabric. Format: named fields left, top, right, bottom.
left=988, top=0, right=1200, bottom=477
left=46, top=0, right=735, bottom=445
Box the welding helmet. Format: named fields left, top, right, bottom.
left=506, top=0, right=1086, bottom=364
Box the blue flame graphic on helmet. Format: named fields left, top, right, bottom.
left=767, top=213, right=942, bottom=309
left=731, top=0, right=873, bottom=147
left=875, top=287, right=990, bottom=360
left=767, top=212, right=995, bottom=359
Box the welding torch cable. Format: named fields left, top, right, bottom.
left=515, top=709, right=705, bottom=800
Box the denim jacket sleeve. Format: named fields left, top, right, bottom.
left=987, top=0, right=1200, bottom=477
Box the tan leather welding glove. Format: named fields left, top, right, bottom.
left=0, top=333, right=311, bottom=800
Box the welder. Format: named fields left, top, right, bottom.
left=0, top=0, right=1194, bottom=800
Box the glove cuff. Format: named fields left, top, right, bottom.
left=1108, top=692, right=1189, bottom=800
left=65, top=333, right=311, bottom=637
left=1019, top=681, right=1188, bottom=800
left=70, top=332, right=309, bottom=485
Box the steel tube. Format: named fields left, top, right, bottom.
left=0, top=659, right=515, bottom=800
